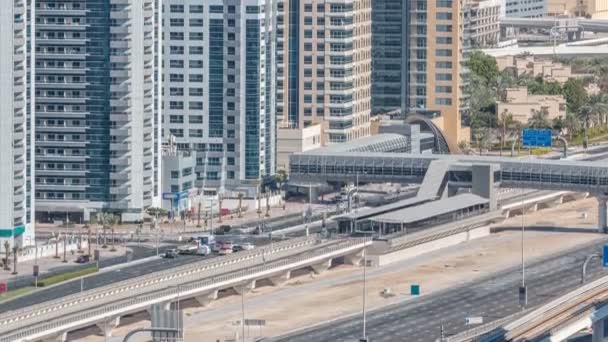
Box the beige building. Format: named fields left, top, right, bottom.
left=548, top=0, right=608, bottom=18
left=276, top=124, right=322, bottom=172
left=497, top=87, right=566, bottom=124
left=275, top=0, right=372, bottom=144
left=465, top=0, right=501, bottom=48
left=409, top=0, right=472, bottom=145
left=495, top=55, right=579, bottom=84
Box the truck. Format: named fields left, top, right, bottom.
left=197, top=234, right=216, bottom=247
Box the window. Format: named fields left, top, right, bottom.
left=171, top=171, right=179, bottom=179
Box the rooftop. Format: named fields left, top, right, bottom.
left=371, top=193, right=489, bottom=224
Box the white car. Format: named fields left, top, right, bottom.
left=241, top=242, right=255, bottom=250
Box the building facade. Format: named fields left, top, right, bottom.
left=504, top=0, right=547, bottom=17
left=497, top=87, right=566, bottom=124
left=163, top=0, right=275, bottom=195
left=408, top=0, right=470, bottom=145
left=548, top=0, right=608, bottom=18
left=464, top=0, right=501, bottom=48
left=371, top=0, right=409, bottom=114
left=34, top=0, right=161, bottom=222
left=0, top=0, right=35, bottom=247
left=276, top=0, right=372, bottom=144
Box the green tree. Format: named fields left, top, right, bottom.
left=274, top=169, right=288, bottom=191
left=97, top=212, right=118, bottom=250
left=467, top=51, right=500, bottom=85
left=563, top=78, right=588, bottom=114
left=527, top=109, right=551, bottom=129
left=563, top=111, right=581, bottom=140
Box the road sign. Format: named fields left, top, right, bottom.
left=465, top=316, right=484, bottom=325
left=603, top=245, right=608, bottom=267
left=522, top=129, right=552, bottom=148
left=411, top=284, right=420, bottom=296
left=33, top=265, right=39, bottom=277
left=233, top=319, right=266, bottom=327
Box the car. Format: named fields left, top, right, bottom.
left=210, top=242, right=221, bottom=253
left=221, top=241, right=234, bottom=250
left=177, top=245, right=198, bottom=255
left=75, top=255, right=90, bottom=264
left=241, top=242, right=255, bottom=250
left=163, top=249, right=179, bottom=258
left=232, top=244, right=244, bottom=253
left=218, top=246, right=233, bottom=255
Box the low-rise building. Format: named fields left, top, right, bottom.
left=161, top=145, right=199, bottom=216
left=276, top=124, right=323, bottom=173
left=495, top=55, right=581, bottom=84
left=497, top=87, right=566, bottom=124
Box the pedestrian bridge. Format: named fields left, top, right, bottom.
left=289, top=152, right=608, bottom=231
left=0, top=236, right=370, bottom=342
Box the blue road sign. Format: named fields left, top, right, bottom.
left=603, top=245, right=608, bottom=267
left=522, top=129, right=552, bottom=148
left=411, top=284, right=420, bottom=296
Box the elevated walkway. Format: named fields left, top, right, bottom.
left=417, top=160, right=449, bottom=198
left=289, top=152, right=608, bottom=232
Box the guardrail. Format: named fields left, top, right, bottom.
left=0, top=236, right=325, bottom=332
left=482, top=274, right=608, bottom=341
left=0, top=238, right=370, bottom=342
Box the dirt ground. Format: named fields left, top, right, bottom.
left=75, top=197, right=604, bottom=342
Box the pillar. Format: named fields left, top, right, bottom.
left=268, top=271, right=291, bottom=286
left=592, top=318, right=605, bottom=342
left=96, top=316, right=120, bottom=338
left=194, top=290, right=219, bottom=307
left=524, top=203, right=538, bottom=214
left=311, top=259, right=332, bottom=274
left=344, top=252, right=364, bottom=266
left=234, top=280, right=256, bottom=294
left=598, top=196, right=608, bottom=234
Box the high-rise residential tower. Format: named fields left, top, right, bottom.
left=163, top=0, right=275, bottom=194
left=371, top=0, right=410, bottom=115
left=34, top=0, right=161, bottom=222
left=276, top=0, right=372, bottom=144
left=0, top=0, right=35, bottom=247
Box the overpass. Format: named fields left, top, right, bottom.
left=0, top=236, right=370, bottom=342
left=289, top=152, right=608, bottom=232
left=500, top=17, right=608, bottom=34
left=450, top=273, right=608, bottom=342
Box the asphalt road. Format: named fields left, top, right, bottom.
left=274, top=239, right=608, bottom=342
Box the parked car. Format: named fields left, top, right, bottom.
left=75, top=255, right=90, bottom=264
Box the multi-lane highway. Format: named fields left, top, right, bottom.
left=274, top=239, right=608, bottom=342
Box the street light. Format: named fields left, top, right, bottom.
left=520, top=188, right=527, bottom=308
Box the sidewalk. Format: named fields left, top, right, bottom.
left=0, top=244, right=130, bottom=286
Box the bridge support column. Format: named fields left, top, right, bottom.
left=525, top=203, right=538, bottom=213
left=269, top=271, right=291, bottom=286
left=311, top=259, right=332, bottom=274
left=344, top=251, right=364, bottom=266
left=96, top=316, right=120, bottom=338
left=41, top=332, right=67, bottom=342
left=598, top=195, right=608, bottom=234
left=592, top=318, right=605, bottom=342
left=234, top=280, right=256, bottom=294
left=194, top=290, right=219, bottom=307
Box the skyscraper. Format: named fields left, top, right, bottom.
left=34, top=0, right=161, bottom=222
left=371, top=0, right=410, bottom=115
left=162, top=0, right=275, bottom=194
left=276, top=0, right=372, bottom=144
left=0, top=0, right=35, bottom=247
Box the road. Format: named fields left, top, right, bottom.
left=273, top=239, right=608, bottom=342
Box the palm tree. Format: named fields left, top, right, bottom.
left=563, top=111, right=581, bottom=141
left=497, top=109, right=517, bottom=151
left=528, top=109, right=551, bottom=129
left=97, top=212, right=118, bottom=250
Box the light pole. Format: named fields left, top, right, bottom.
left=520, top=188, right=527, bottom=308
left=361, top=247, right=367, bottom=341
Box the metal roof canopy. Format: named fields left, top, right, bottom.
left=370, top=193, right=489, bottom=224
left=307, top=134, right=410, bottom=154
left=334, top=194, right=435, bottom=222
